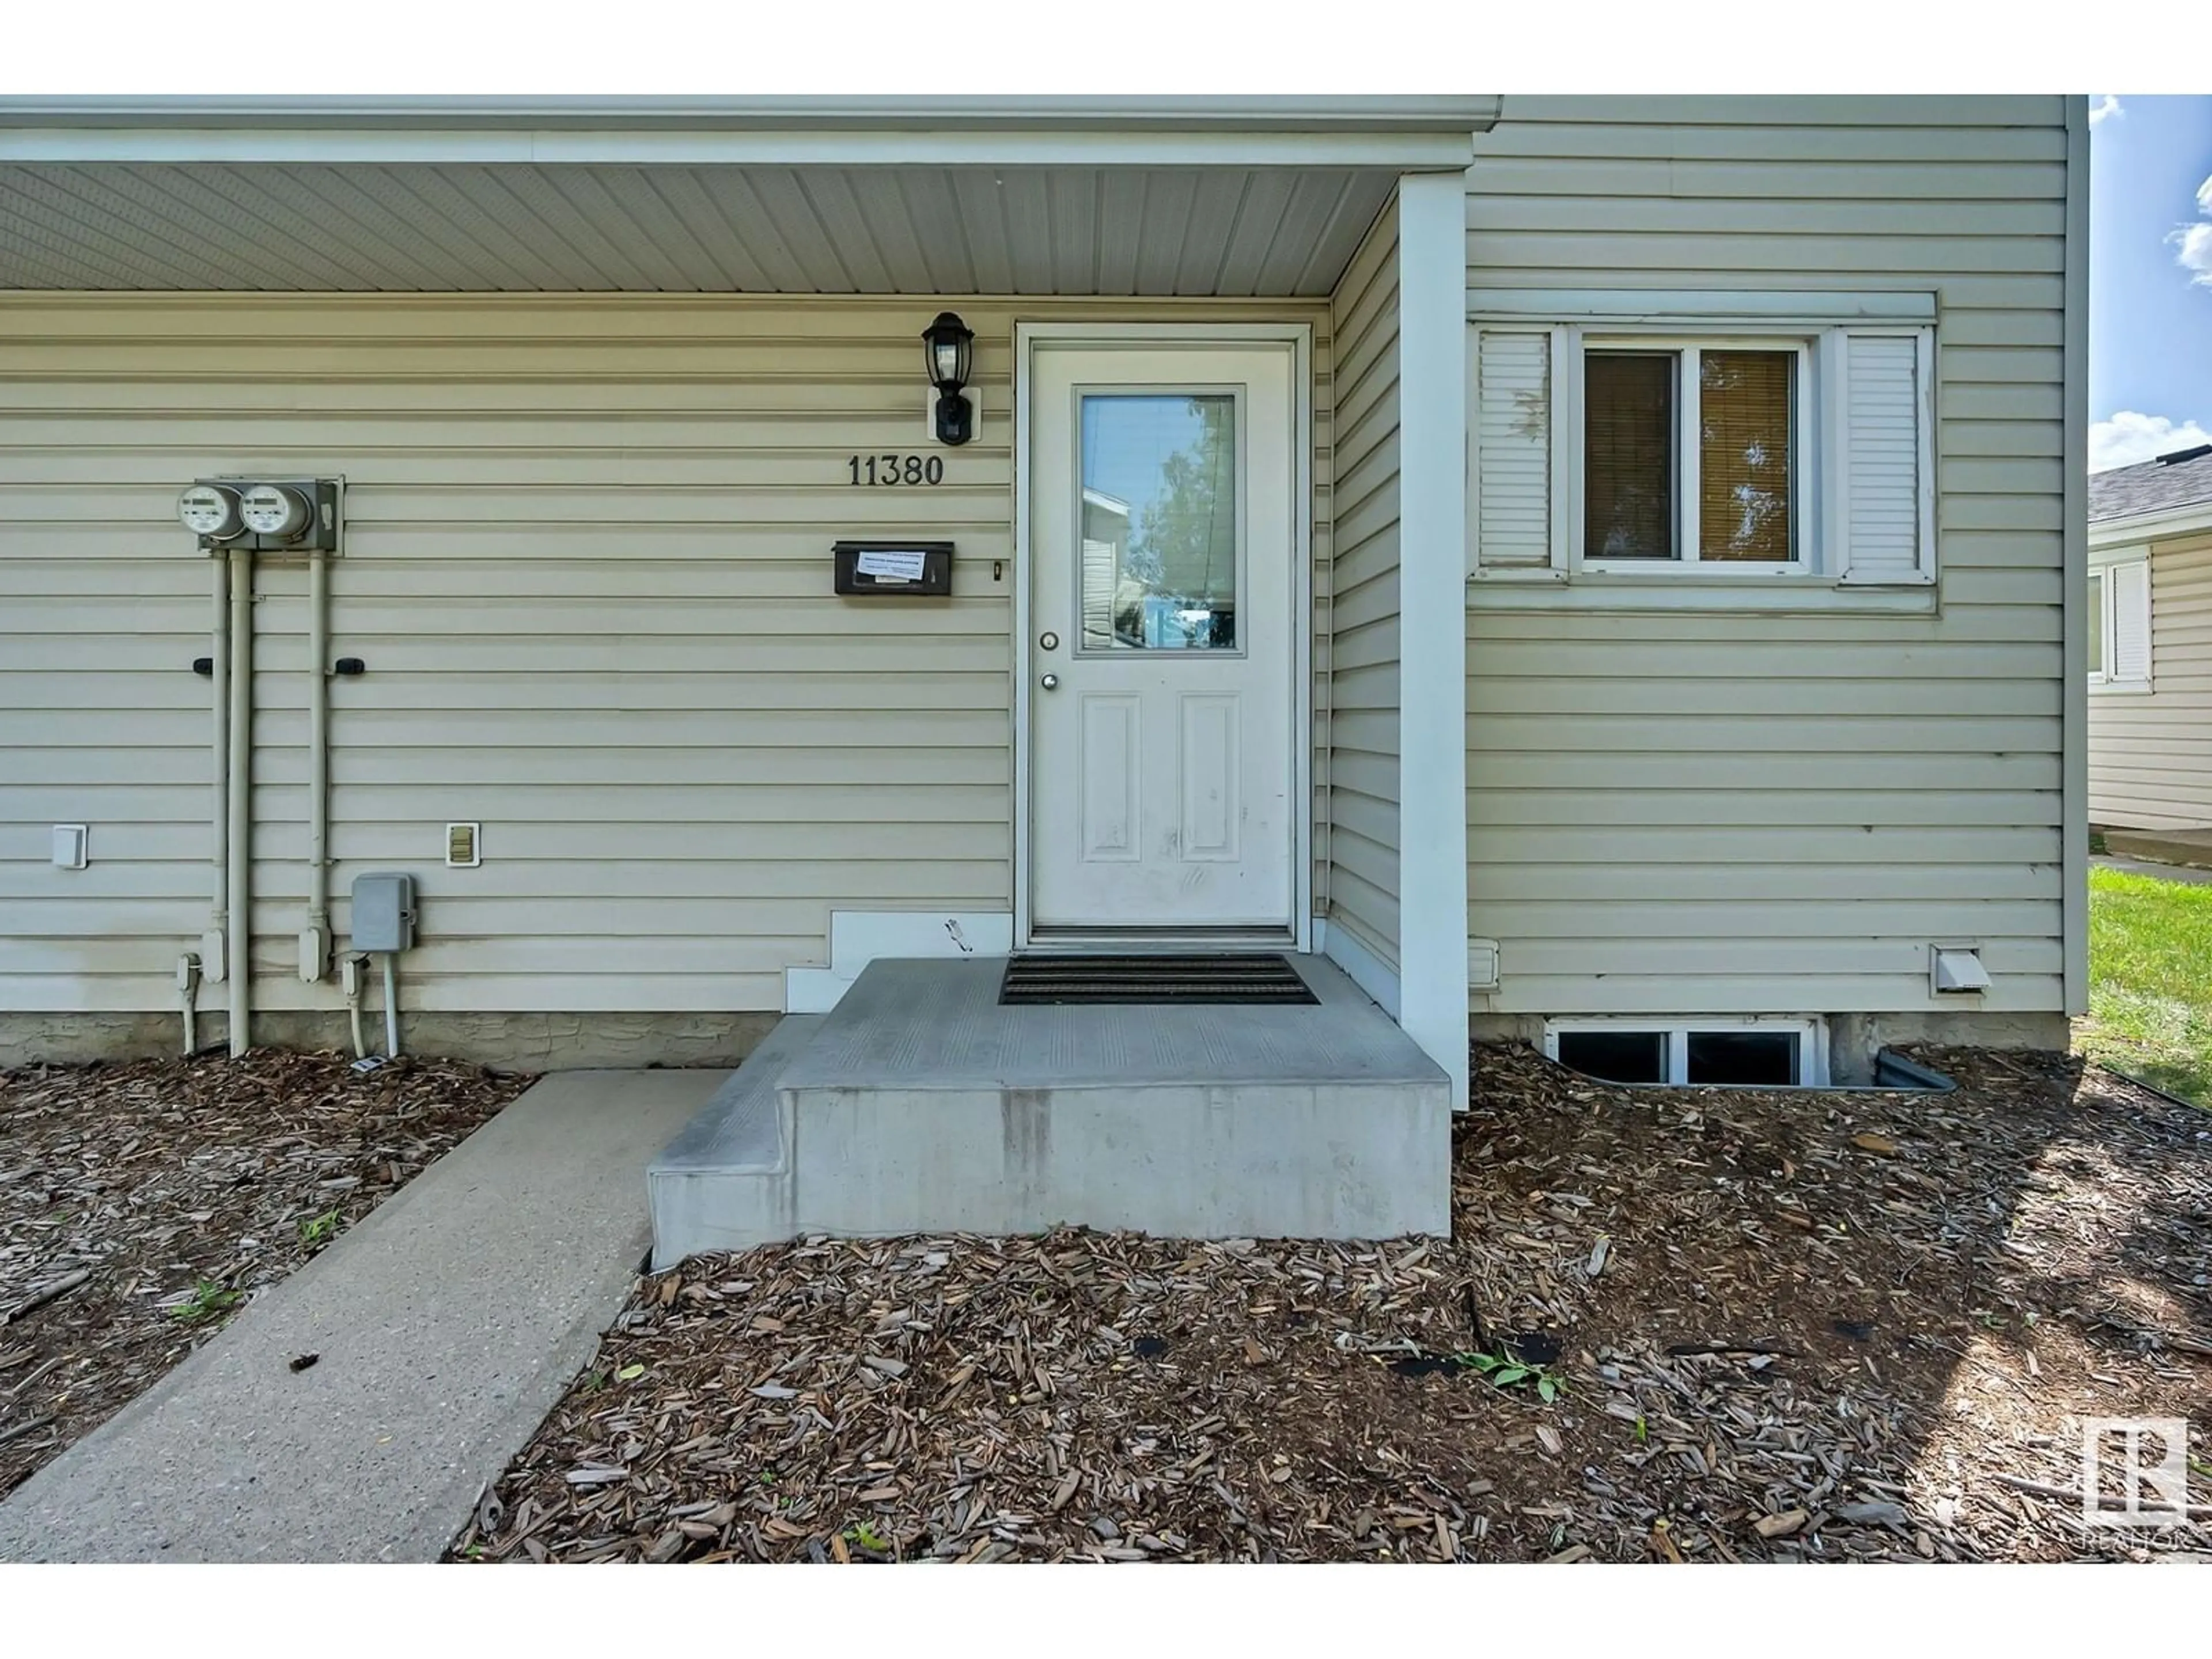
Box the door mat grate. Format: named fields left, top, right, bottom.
left=999, top=953, right=1318, bottom=1006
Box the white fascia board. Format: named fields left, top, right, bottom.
left=0, top=127, right=1477, bottom=169
left=0, top=94, right=1500, bottom=133
left=2089, top=503, right=2212, bottom=547
left=0, top=95, right=1493, bottom=169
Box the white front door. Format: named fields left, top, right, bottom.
left=1026, top=340, right=1300, bottom=937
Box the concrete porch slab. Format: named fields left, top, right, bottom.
left=649, top=955, right=1452, bottom=1262
left=781, top=953, right=1444, bottom=1092
left=0, top=1067, right=717, bottom=1563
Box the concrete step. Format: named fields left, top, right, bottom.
left=646, top=1016, right=819, bottom=1267
left=647, top=955, right=1450, bottom=1266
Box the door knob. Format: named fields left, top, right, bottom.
left=1040, top=673, right=1060, bottom=691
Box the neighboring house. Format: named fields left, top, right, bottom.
left=2087, top=444, right=2212, bottom=831
left=0, top=95, right=2089, bottom=1103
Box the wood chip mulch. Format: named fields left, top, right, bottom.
left=460, top=1043, right=2212, bottom=1564
left=1, top=1050, right=531, bottom=1496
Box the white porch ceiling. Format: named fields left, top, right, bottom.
left=0, top=97, right=1497, bottom=296
left=0, top=160, right=1399, bottom=296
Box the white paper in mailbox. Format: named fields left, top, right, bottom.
left=854, top=550, right=928, bottom=581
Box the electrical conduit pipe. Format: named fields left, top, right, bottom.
left=226, top=546, right=252, bottom=1056
left=302, top=547, right=331, bottom=983
left=206, top=554, right=229, bottom=986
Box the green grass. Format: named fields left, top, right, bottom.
left=2080, top=866, right=2212, bottom=1107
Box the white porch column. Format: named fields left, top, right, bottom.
left=1394, top=171, right=1472, bottom=1108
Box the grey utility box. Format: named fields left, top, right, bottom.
left=351, top=872, right=417, bottom=953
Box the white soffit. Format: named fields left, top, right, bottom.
left=0, top=97, right=1491, bottom=296
left=0, top=162, right=1402, bottom=295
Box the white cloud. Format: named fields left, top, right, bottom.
left=2170, top=171, right=2212, bottom=285
left=2173, top=214, right=2212, bottom=286
left=2090, top=94, right=2123, bottom=127
left=2092, top=411, right=2212, bottom=472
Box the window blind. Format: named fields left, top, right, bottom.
left=1583, top=352, right=1674, bottom=559
left=1698, top=350, right=1794, bottom=562
left=2087, top=570, right=2104, bottom=678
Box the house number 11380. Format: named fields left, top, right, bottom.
left=849, top=454, right=945, bottom=486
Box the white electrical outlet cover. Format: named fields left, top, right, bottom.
left=445, top=822, right=482, bottom=867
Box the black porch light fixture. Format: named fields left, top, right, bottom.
left=922, top=310, right=976, bottom=446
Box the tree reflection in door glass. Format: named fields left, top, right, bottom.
left=1078, top=393, right=1238, bottom=650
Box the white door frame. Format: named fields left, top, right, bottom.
left=1012, top=320, right=1315, bottom=953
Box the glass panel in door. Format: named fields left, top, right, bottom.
left=1077, top=393, right=1239, bottom=652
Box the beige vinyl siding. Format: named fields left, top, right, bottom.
left=1324, top=198, right=1401, bottom=970
left=1466, top=97, right=2070, bottom=1017
left=0, top=532, right=213, bottom=1007
left=0, top=293, right=1330, bottom=1017
left=2089, top=533, right=2212, bottom=830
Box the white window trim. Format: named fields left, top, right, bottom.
left=1470, top=289, right=1937, bottom=327
left=2086, top=565, right=2107, bottom=687
left=1542, top=1015, right=1830, bottom=1088
left=1575, top=332, right=1815, bottom=578
left=2088, top=550, right=2152, bottom=694
left=1466, top=313, right=1939, bottom=613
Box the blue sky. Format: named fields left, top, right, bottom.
left=2091, top=94, right=2212, bottom=469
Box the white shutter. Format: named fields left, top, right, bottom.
left=1837, top=330, right=1934, bottom=585
left=1473, top=328, right=1555, bottom=569
left=2111, top=559, right=2152, bottom=685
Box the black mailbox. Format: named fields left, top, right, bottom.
left=833, top=540, right=955, bottom=597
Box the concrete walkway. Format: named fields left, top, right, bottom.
left=0, top=1069, right=717, bottom=1563
left=2101, top=826, right=2212, bottom=870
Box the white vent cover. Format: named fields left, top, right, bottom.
left=1931, top=946, right=1990, bottom=995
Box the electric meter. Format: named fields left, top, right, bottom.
left=239, top=482, right=313, bottom=539
left=178, top=483, right=244, bottom=539
left=180, top=476, right=342, bottom=552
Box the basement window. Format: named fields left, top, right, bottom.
left=1546, top=1018, right=1825, bottom=1088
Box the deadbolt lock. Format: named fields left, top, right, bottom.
left=1039, top=631, right=1059, bottom=651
